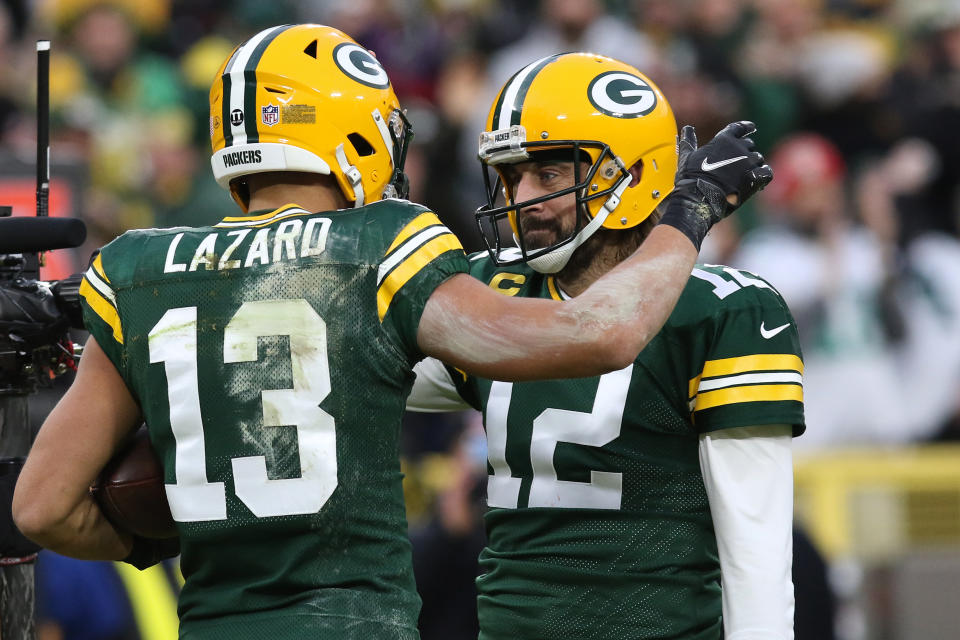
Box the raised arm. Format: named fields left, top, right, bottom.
left=418, top=225, right=695, bottom=381
left=418, top=121, right=772, bottom=381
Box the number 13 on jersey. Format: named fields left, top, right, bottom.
left=148, top=299, right=337, bottom=522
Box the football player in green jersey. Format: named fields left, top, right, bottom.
left=14, top=28, right=766, bottom=640
left=408, top=53, right=800, bottom=640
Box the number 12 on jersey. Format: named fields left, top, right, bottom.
left=148, top=299, right=338, bottom=522
left=485, top=365, right=632, bottom=510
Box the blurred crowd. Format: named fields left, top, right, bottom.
left=5, top=0, right=958, bottom=444
left=5, top=0, right=960, bottom=638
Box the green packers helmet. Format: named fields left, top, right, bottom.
left=210, top=24, right=412, bottom=211
left=476, top=53, right=677, bottom=273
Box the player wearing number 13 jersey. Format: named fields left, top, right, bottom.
left=77, top=200, right=467, bottom=639
left=12, top=27, right=737, bottom=640
left=408, top=54, right=800, bottom=639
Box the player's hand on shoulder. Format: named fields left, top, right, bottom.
left=676, top=120, right=773, bottom=216
left=657, top=121, right=773, bottom=250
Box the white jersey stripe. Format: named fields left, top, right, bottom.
left=83, top=267, right=117, bottom=306
left=696, top=372, right=803, bottom=395
left=377, top=225, right=451, bottom=285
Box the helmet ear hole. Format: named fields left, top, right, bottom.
left=303, top=40, right=318, bottom=58
left=347, top=133, right=375, bottom=157
left=627, top=160, right=643, bottom=187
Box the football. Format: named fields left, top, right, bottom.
left=90, top=426, right=177, bottom=539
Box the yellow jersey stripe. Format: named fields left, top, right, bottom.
left=248, top=209, right=313, bottom=228
left=694, top=383, right=803, bottom=412
left=92, top=253, right=110, bottom=283
left=546, top=277, right=563, bottom=301
left=377, top=233, right=462, bottom=321
left=220, top=203, right=302, bottom=222
left=387, top=212, right=444, bottom=255
left=689, top=354, right=804, bottom=397
left=378, top=225, right=458, bottom=285
left=215, top=206, right=311, bottom=229
left=702, top=353, right=804, bottom=377
left=80, top=278, right=124, bottom=344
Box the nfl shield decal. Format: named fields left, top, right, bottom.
left=261, top=104, right=279, bottom=127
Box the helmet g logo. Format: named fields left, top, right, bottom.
left=333, top=43, right=390, bottom=89
left=587, top=71, right=657, bottom=118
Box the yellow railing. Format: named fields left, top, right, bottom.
left=794, top=444, right=960, bottom=561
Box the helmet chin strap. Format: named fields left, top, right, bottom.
left=335, top=144, right=365, bottom=208
left=525, top=175, right=630, bottom=274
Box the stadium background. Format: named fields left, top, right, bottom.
left=3, top=0, right=960, bottom=638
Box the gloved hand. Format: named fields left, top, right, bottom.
left=123, top=535, right=180, bottom=570
left=658, top=120, right=773, bottom=249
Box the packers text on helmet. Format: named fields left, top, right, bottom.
left=210, top=24, right=412, bottom=211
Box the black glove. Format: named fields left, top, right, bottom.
left=658, top=120, right=773, bottom=249
left=123, top=535, right=180, bottom=570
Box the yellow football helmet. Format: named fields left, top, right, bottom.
left=476, top=53, right=677, bottom=273
left=210, top=24, right=412, bottom=211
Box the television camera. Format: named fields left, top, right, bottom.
left=0, top=40, right=89, bottom=640
left=1, top=37, right=87, bottom=395
left=0, top=212, right=87, bottom=394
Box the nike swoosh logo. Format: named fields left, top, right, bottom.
left=701, top=155, right=748, bottom=171
left=760, top=322, right=790, bottom=339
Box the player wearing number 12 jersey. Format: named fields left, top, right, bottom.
left=12, top=27, right=745, bottom=640
left=408, top=54, right=800, bottom=639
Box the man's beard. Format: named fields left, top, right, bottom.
left=558, top=224, right=608, bottom=282
left=516, top=211, right=575, bottom=251
left=517, top=204, right=644, bottom=285
left=558, top=221, right=647, bottom=287
left=517, top=205, right=603, bottom=280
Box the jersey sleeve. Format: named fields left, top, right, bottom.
left=407, top=357, right=474, bottom=412
left=78, top=246, right=128, bottom=375
left=376, top=209, right=469, bottom=358
left=684, top=267, right=806, bottom=436
left=698, top=425, right=796, bottom=636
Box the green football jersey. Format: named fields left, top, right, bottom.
left=446, top=257, right=805, bottom=640
left=79, top=201, right=468, bottom=640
